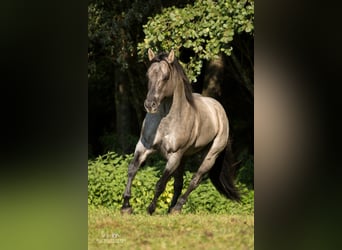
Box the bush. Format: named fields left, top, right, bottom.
left=88, top=152, right=254, bottom=214
left=138, top=0, right=254, bottom=82
left=237, top=152, right=254, bottom=189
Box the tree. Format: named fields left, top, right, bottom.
left=138, top=0, right=254, bottom=84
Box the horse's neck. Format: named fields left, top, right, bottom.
left=169, top=78, right=190, bottom=116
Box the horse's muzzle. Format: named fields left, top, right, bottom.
left=144, top=99, right=158, bottom=113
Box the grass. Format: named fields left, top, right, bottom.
left=88, top=206, right=254, bottom=250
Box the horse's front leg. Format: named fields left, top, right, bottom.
left=147, top=152, right=182, bottom=215
left=168, top=163, right=185, bottom=213
left=121, top=141, right=153, bottom=214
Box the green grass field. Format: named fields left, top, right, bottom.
left=88, top=207, right=254, bottom=250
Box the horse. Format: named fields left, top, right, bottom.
left=121, top=48, right=240, bottom=215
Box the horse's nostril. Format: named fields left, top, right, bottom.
left=144, top=99, right=156, bottom=111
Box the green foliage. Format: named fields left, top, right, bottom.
left=88, top=152, right=254, bottom=214
left=237, top=152, right=254, bottom=189
left=138, top=0, right=254, bottom=82
left=88, top=152, right=129, bottom=208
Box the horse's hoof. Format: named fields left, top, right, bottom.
left=147, top=204, right=155, bottom=215
left=120, top=207, right=133, bottom=215
left=169, top=208, right=181, bottom=215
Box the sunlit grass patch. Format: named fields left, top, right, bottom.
left=88, top=207, right=254, bottom=250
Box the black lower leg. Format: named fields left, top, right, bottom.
left=148, top=170, right=172, bottom=215
left=122, top=196, right=131, bottom=209
left=172, top=173, right=202, bottom=212
left=168, top=174, right=183, bottom=212
left=121, top=176, right=135, bottom=210
left=121, top=153, right=142, bottom=212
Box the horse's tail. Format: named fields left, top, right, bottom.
left=209, top=140, right=241, bottom=201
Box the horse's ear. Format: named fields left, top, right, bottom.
left=167, top=49, right=175, bottom=63
left=148, top=48, right=155, bottom=61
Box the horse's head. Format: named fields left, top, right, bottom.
left=144, top=49, right=175, bottom=113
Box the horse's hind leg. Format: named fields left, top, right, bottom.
left=121, top=141, right=154, bottom=214
left=170, top=145, right=224, bottom=214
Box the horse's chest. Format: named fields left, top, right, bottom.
left=155, top=120, right=189, bottom=154
left=142, top=113, right=192, bottom=154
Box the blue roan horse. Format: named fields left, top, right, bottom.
left=121, top=49, right=240, bottom=215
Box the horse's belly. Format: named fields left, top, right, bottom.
left=182, top=132, right=214, bottom=156
left=184, top=145, right=205, bottom=156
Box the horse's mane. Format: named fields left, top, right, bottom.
left=150, top=52, right=194, bottom=106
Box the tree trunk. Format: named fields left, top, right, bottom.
left=202, top=54, right=225, bottom=99
left=230, top=52, right=254, bottom=97
left=114, top=68, right=132, bottom=153
left=126, top=61, right=146, bottom=127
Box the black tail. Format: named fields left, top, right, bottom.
left=209, top=141, right=241, bottom=201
